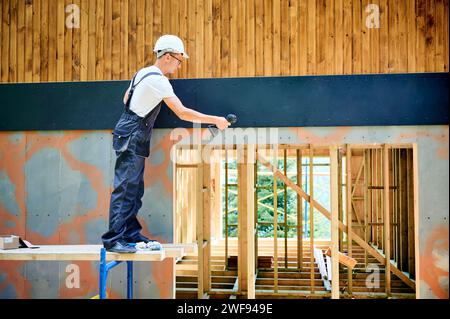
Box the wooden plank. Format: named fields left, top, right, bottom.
left=17, top=0, right=25, bottom=82
left=220, top=0, right=230, bottom=77
left=128, top=0, right=137, bottom=73
left=237, top=0, right=245, bottom=77
left=412, top=145, right=419, bottom=287
left=144, top=0, right=153, bottom=67
left=330, top=146, right=339, bottom=299
left=229, top=0, right=237, bottom=76
left=416, top=0, right=427, bottom=72
left=263, top=0, right=272, bottom=75
left=32, top=0, right=41, bottom=82
left=388, top=0, right=398, bottom=73
left=426, top=0, right=436, bottom=72
left=338, top=146, right=343, bottom=250
left=309, top=145, right=314, bottom=293
left=64, top=0, right=73, bottom=81
left=361, top=0, right=370, bottom=73
left=273, top=149, right=279, bottom=292
left=297, top=149, right=303, bottom=270
left=254, top=0, right=263, bottom=76
left=364, top=149, right=370, bottom=267
left=120, top=0, right=129, bottom=79
left=111, top=0, right=120, bottom=79
left=87, top=0, right=96, bottom=80
left=204, top=0, right=213, bottom=78
left=280, top=0, right=289, bottom=76
left=46, top=0, right=57, bottom=81
left=40, top=0, right=48, bottom=82
left=196, top=0, right=204, bottom=77
left=212, top=0, right=221, bottom=77
left=161, top=0, right=169, bottom=35
left=24, top=0, right=33, bottom=82
left=272, top=0, right=281, bottom=76
left=196, top=147, right=204, bottom=298
left=9, top=0, right=18, bottom=82
left=316, top=0, right=326, bottom=74
left=284, top=150, right=288, bottom=268
left=80, top=0, right=88, bottom=80
left=379, top=0, right=388, bottom=72
left=343, top=0, right=352, bottom=74
left=325, top=0, right=335, bottom=74
left=383, top=144, right=391, bottom=296
left=406, top=0, right=416, bottom=72
left=325, top=247, right=358, bottom=269
left=372, top=149, right=380, bottom=246
left=352, top=0, right=362, bottom=74
left=237, top=146, right=255, bottom=298
left=346, top=145, right=353, bottom=294
left=299, top=0, right=308, bottom=75
left=370, top=0, right=380, bottom=73
left=96, top=0, right=105, bottom=79
left=0, top=244, right=192, bottom=261
left=334, top=0, right=343, bottom=74
left=289, top=0, right=299, bottom=75
left=247, top=0, right=255, bottom=76
left=1, top=0, right=10, bottom=82
left=435, top=0, right=446, bottom=71
left=444, top=0, right=449, bottom=72
left=306, top=0, right=316, bottom=74
left=407, top=148, right=416, bottom=277
left=72, top=0, right=81, bottom=81
left=398, top=0, right=407, bottom=72
left=153, top=0, right=162, bottom=43
left=179, top=0, right=188, bottom=79
left=203, top=153, right=212, bottom=293
left=103, top=0, right=112, bottom=80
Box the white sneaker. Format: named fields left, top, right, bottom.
left=135, top=241, right=162, bottom=251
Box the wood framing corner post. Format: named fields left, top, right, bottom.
left=237, top=144, right=256, bottom=299
left=330, top=145, right=340, bottom=299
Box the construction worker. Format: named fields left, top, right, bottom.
left=102, top=35, right=230, bottom=253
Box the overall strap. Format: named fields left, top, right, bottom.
left=125, top=71, right=162, bottom=110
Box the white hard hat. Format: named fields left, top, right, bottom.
left=153, top=35, right=189, bottom=59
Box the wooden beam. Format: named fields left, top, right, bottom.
left=309, top=145, right=314, bottom=293
left=364, top=149, right=369, bottom=267
left=330, top=146, right=340, bottom=299
left=237, top=145, right=256, bottom=298
left=383, top=144, right=391, bottom=296
left=196, top=146, right=205, bottom=299
left=412, top=144, right=419, bottom=296
left=273, top=148, right=279, bottom=293
left=325, top=247, right=357, bottom=269
left=203, top=152, right=212, bottom=294
left=0, top=244, right=195, bottom=261
left=256, top=152, right=415, bottom=289
left=284, top=149, right=288, bottom=268
left=297, top=149, right=303, bottom=270
left=212, top=151, right=222, bottom=241
left=346, top=144, right=353, bottom=294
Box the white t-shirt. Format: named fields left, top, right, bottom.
left=127, top=65, right=176, bottom=117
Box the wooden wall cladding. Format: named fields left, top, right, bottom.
left=0, top=0, right=448, bottom=83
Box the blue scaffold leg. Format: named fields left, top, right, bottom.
left=127, top=261, right=133, bottom=299
left=99, top=248, right=132, bottom=299
left=99, top=248, right=107, bottom=299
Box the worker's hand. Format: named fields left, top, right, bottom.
left=215, top=117, right=231, bottom=130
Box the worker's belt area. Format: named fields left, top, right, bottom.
left=112, top=110, right=153, bottom=158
